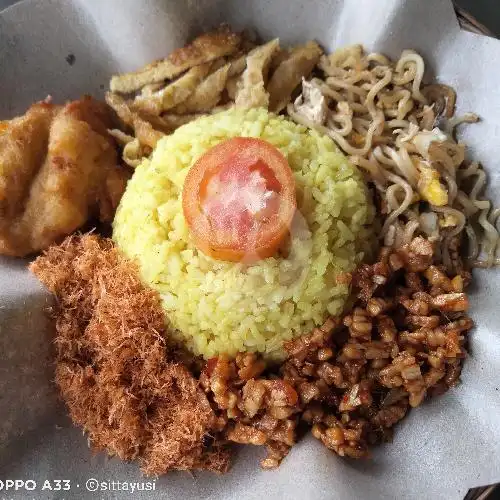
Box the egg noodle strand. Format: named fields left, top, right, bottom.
left=288, top=45, right=500, bottom=270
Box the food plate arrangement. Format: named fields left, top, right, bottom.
left=1, top=1, right=500, bottom=499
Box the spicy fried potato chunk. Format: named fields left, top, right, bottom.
left=0, top=97, right=129, bottom=257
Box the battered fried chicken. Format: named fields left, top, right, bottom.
left=0, top=97, right=130, bottom=257
left=30, top=234, right=230, bottom=475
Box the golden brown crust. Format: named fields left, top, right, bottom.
left=30, top=234, right=231, bottom=475
left=0, top=97, right=130, bottom=257
left=110, top=27, right=241, bottom=94
left=268, top=41, right=323, bottom=113
left=235, top=39, right=280, bottom=109
left=173, top=63, right=231, bottom=114
left=132, top=62, right=213, bottom=115
left=0, top=102, right=56, bottom=226
left=105, top=92, right=167, bottom=148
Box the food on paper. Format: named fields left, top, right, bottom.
left=288, top=45, right=498, bottom=269
left=113, top=107, right=374, bottom=359
left=0, top=97, right=129, bottom=257
left=0, top=25, right=494, bottom=476
left=181, top=136, right=297, bottom=263
left=30, top=235, right=230, bottom=475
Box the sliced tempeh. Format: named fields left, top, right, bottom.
left=235, top=38, right=280, bottom=109
left=160, top=113, right=205, bottom=129
left=173, top=63, right=231, bottom=114
left=108, top=129, right=147, bottom=167
left=132, top=63, right=212, bottom=115
left=123, top=139, right=147, bottom=167
left=226, top=76, right=239, bottom=101
left=105, top=92, right=165, bottom=148
left=131, top=118, right=164, bottom=149
left=110, top=27, right=241, bottom=93
left=268, top=41, right=323, bottom=113
left=105, top=92, right=135, bottom=126
left=108, top=128, right=135, bottom=145
left=228, top=52, right=248, bottom=77
left=140, top=82, right=165, bottom=97
left=225, top=52, right=249, bottom=100
left=269, top=47, right=293, bottom=72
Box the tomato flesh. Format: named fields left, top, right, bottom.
left=182, top=137, right=296, bottom=262
left=201, top=158, right=280, bottom=233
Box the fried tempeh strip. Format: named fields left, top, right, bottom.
left=123, top=139, right=149, bottom=167
left=140, top=82, right=165, bottom=97
left=223, top=46, right=262, bottom=101
left=225, top=54, right=248, bottom=100
left=235, top=38, right=280, bottom=109
left=132, top=63, right=213, bottom=115
left=228, top=52, right=248, bottom=77
left=105, top=92, right=136, bottom=126
left=268, top=41, right=323, bottom=113
left=105, top=92, right=165, bottom=148
left=108, top=130, right=149, bottom=168
left=269, top=47, right=293, bottom=72
left=225, top=77, right=239, bottom=101
left=173, top=63, right=231, bottom=113
left=107, top=91, right=175, bottom=134
left=108, top=128, right=135, bottom=145
left=160, top=113, right=205, bottom=129
left=131, top=118, right=164, bottom=149
left=110, top=27, right=241, bottom=93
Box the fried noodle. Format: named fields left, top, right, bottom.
left=288, top=45, right=500, bottom=270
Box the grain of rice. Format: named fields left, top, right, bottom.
left=113, top=107, right=374, bottom=359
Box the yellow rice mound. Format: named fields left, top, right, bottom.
left=113, top=107, right=374, bottom=359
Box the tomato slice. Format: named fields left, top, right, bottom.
left=182, top=137, right=296, bottom=262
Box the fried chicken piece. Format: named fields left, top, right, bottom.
left=30, top=234, right=230, bottom=475
left=0, top=97, right=130, bottom=257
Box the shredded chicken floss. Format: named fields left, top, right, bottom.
left=31, top=233, right=473, bottom=471
left=30, top=235, right=230, bottom=475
